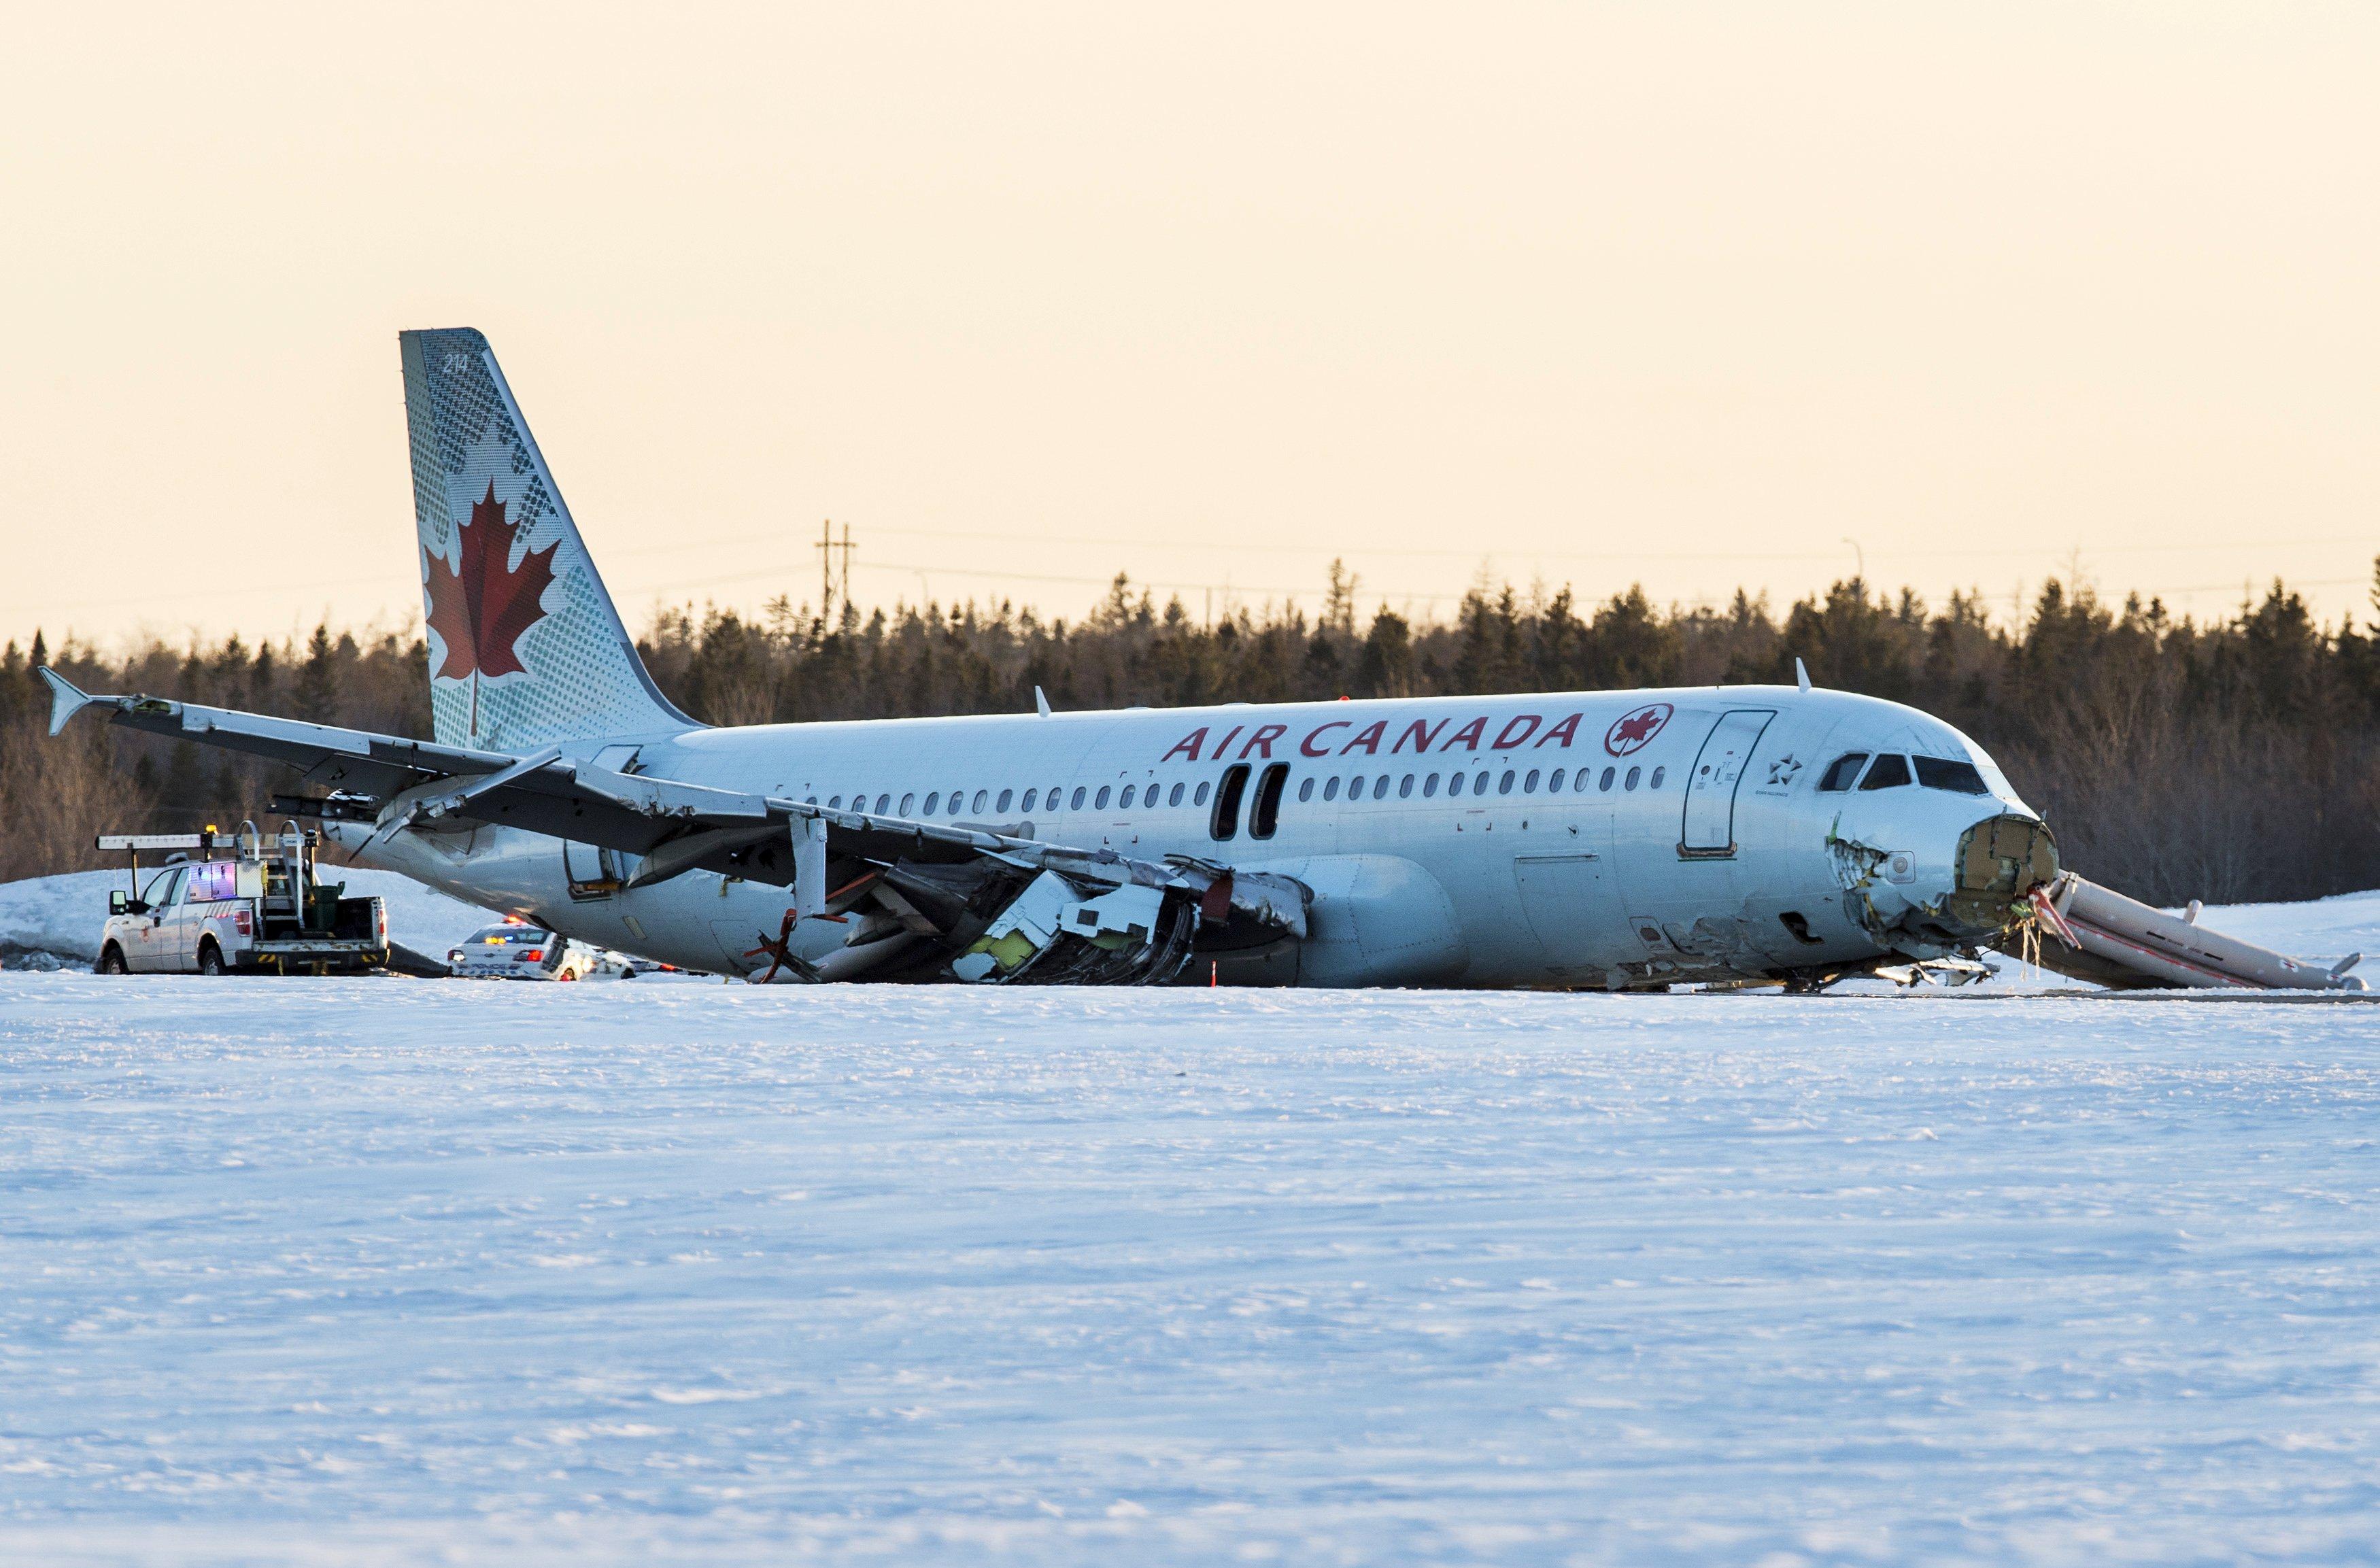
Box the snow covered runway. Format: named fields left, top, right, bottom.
left=3, top=976, right=2377, bottom=1565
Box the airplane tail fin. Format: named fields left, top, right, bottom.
left=398, top=328, right=696, bottom=750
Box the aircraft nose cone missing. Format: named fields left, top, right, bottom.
left=1948, top=814, right=2060, bottom=936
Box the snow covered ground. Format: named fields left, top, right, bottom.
left=2169, top=887, right=2380, bottom=970
left=3, top=961, right=2379, bottom=1565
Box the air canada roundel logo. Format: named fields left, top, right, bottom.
left=1604, top=702, right=1672, bottom=756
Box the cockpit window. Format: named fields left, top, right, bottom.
left=1914, top=756, right=1990, bottom=795
left=1858, top=753, right=1912, bottom=791
left=1817, top=753, right=1869, bottom=791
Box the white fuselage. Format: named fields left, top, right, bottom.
left=329, top=684, right=2039, bottom=987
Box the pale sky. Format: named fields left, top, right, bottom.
left=3, top=2, right=2375, bottom=650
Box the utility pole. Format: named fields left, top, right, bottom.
left=817, top=521, right=857, bottom=624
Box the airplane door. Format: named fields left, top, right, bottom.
left=562, top=840, right=619, bottom=900
left=1512, top=853, right=1631, bottom=976
left=1680, top=709, right=1775, bottom=857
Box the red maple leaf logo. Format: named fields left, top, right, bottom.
left=1605, top=702, right=1672, bottom=755
left=423, top=483, right=558, bottom=681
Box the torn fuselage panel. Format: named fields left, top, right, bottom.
left=1825, top=809, right=2059, bottom=961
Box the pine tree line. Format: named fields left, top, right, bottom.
left=5, top=563, right=2378, bottom=904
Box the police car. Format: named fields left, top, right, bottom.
left=447, top=921, right=635, bottom=981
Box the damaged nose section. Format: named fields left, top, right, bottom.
left=1828, top=811, right=2059, bottom=961
left=1949, top=814, right=2060, bottom=938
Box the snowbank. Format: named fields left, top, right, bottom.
left=2167, top=885, right=2380, bottom=968
left=0, top=865, right=503, bottom=965
left=4, top=860, right=2370, bottom=984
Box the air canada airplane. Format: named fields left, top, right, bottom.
left=42, top=328, right=2061, bottom=989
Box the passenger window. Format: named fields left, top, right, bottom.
left=1547, top=768, right=1563, bottom=792
left=1497, top=770, right=1515, bottom=796
left=1071, top=787, right=1087, bottom=809
left=1210, top=764, right=1250, bottom=840
left=1599, top=766, right=1615, bottom=791
left=1298, top=777, right=1315, bottom=802
left=1524, top=769, right=1540, bottom=793
left=1020, top=789, right=1036, bottom=812
left=1399, top=774, right=1414, bottom=798
left=1423, top=773, right=1440, bottom=798
left=1625, top=766, right=1640, bottom=790
left=1818, top=752, right=1869, bottom=792
left=1348, top=774, right=1365, bottom=799
left=1095, top=785, right=1111, bottom=809
left=1194, top=781, right=1210, bottom=806
left=923, top=791, right=940, bottom=815
left=1913, top=756, right=1990, bottom=795
left=1574, top=768, right=1591, bottom=792
left=828, top=795, right=842, bottom=808
left=1249, top=763, right=1289, bottom=838
left=1650, top=767, right=1665, bottom=789
left=972, top=789, right=989, bottom=814
left=1324, top=777, right=1340, bottom=802
left=1120, top=785, right=1136, bottom=808
left=1170, top=782, right=1185, bottom=806
left=900, top=792, right=915, bottom=815
left=1859, top=753, right=1912, bottom=791
left=997, top=788, right=1013, bottom=813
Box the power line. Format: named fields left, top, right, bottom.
left=634, top=547, right=2377, bottom=613
left=595, top=518, right=2379, bottom=568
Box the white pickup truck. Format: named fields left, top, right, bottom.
left=94, top=826, right=390, bottom=975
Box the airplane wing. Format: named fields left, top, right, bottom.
left=41, top=668, right=1306, bottom=983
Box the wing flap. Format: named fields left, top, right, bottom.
left=46, top=672, right=510, bottom=795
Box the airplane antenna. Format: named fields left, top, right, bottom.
left=1034, top=686, right=1053, bottom=717
left=1795, top=658, right=1812, bottom=694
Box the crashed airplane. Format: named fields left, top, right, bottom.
left=37, top=329, right=2365, bottom=992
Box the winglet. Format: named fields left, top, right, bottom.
left=1034, top=686, right=1053, bottom=718
left=1794, top=658, right=1812, bottom=694
left=37, top=667, right=97, bottom=736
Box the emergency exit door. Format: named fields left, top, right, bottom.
left=1679, top=709, right=1775, bottom=857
